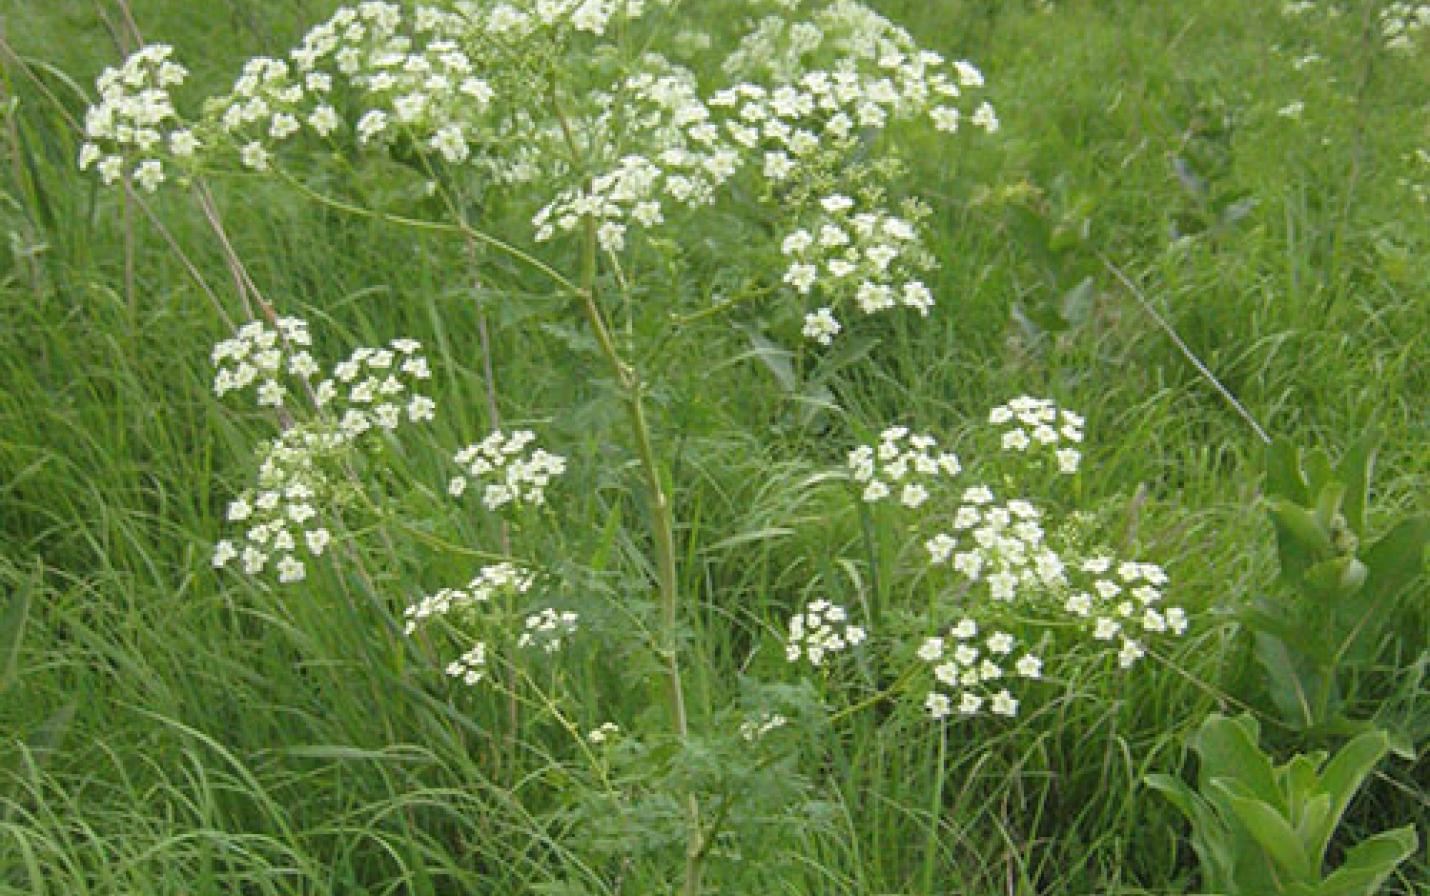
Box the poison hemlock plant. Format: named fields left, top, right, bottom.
left=1147, top=713, right=1418, bottom=896
left=75, top=2, right=1193, bottom=891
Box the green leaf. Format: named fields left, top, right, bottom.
left=1292, top=793, right=1331, bottom=864
left=1360, top=514, right=1429, bottom=606
left=1302, top=556, right=1368, bottom=602
left=1284, top=753, right=1326, bottom=819
left=1244, top=597, right=1307, bottom=645
left=0, top=564, right=35, bottom=694
left=588, top=501, right=623, bottom=573
left=1213, top=784, right=1313, bottom=881
left=1312, top=482, right=1345, bottom=534
left=1334, top=429, right=1380, bottom=538
left=1193, top=714, right=1282, bottom=809
left=1310, top=730, right=1389, bottom=863
left=1304, top=449, right=1334, bottom=497
left=1146, top=774, right=1237, bottom=892
left=1254, top=633, right=1329, bottom=728
left=1060, top=276, right=1096, bottom=326
left=1266, top=438, right=1309, bottom=504
left=738, top=326, right=798, bottom=394
left=1314, top=826, right=1418, bottom=896
left=1267, top=497, right=1337, bottom=589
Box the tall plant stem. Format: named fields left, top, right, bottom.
left=573, top=214, right=703, bottom=895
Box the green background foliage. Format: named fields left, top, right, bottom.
left=1, top=0, right=1425, bottom=892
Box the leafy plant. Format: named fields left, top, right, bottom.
left=1147, top=712, right=1419, bottom=896
left=1246, top=431, right=1429, bottom=744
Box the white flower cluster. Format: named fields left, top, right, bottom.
left=211, top=422, right=346, bottom=583
left=1062, top=555, right=1186, bottom=668
left=533, top=61, right=740, bottom=252
left=847, top=426, right=960, bottom=507
left=987, top=396, right=1083, bottom=474
left=924, top=487, right=1186, bottom=670
left=403, top=562, right=535, bottom=634
left=1382, top=3, right=1430, bottom=51
left=78, top=44, right=194, bottom=190
left=211, top=317, right=318, bottom=406
left=587, top=722, right=621, bottom=744
left=917, top=619, right=1042, bottom=720
left=517, top=607, right=580, bottom=653
left=785, top=599, right=867, bottom=666
left=924, top=488, right=1064, bottom=600
left=739, top=712, right=789, bottom=742
left=482, top=0, right=668, bottom=38
left=211, top=319, right=434, bottom=436
left=210, top=319, right=435, bottom=583
left=721, top=1, right=998, bottom=139
left=781, top=197, right=935, bottom=344
left=210, top=3, right=498, bottom=171
left=446, top=642, right=488, bottom=685
left=448, top=429, right=567, bottom=511
left=320, top=338, right=436, bottom=438
left=1401, top=148, right=1430, bottom=206
left=1282, top=0, right=1426, bottom=52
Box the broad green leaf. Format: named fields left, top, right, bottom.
left=1268, top=498, right=1336, bottom=563
left=1266, top=438, right=1309, bottom=504
left=1360, top=514, right=1429, bottom=606
left=1254, top=633, right=1327, bottom=728
left=1303, top=556, right=1368, bottom=602
left=1244, top=596, right=1310, bottom=647
left=737, top=326, right=798, bottom=394
left=1060, top=276, right=1096, bottom=326
left=1146, top=774, right=1237, bottom=893
left=1193, top=714, right=1282, bottom=809
left=1313, top=482, right=1345, bottom=534
left=1291, top=793, right=1331, bottom=865
left=1311, top=730, right=1389, bottom=862
left=1214, top=785, right=1312, bottom=881
left=1304, top=449, right=1334, bottom=497
left=1314, top=826, right=1418, bottom=896
left=1334, top=429, right=1380, bottom=538
left=1284, top=754, right=1326, bottom=819
left=588, top=501, right=623, bottom=573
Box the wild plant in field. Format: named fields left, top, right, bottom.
left=827, top=398, right=1188, bottom=726
left=1282, top=0, right=1430, bottom=52
left=78, top=2, right=1190, bottom=891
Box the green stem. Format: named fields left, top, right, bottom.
left=573, top=213, right=702, bottom=896
left=270, top=166, right=581, bottom=297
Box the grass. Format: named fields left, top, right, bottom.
left=1, top=0, right=1425, bottom=893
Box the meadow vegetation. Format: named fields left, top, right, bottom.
left=0, top=1, right=1425, bottom=893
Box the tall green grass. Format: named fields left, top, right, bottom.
left=1, top=0, right=1424, bottom=892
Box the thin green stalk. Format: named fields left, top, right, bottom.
left=921, top=725, right=948, bottom=895
left=271, top=166, right=581, bottom=297
left=572, top=206, right=702, bottom=895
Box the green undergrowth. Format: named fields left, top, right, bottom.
left=1, top=0, right=1424, bottom=893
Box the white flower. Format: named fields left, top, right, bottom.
left=930, top=106, right=960, bottom=132
left=212, top=540, right=237, bottom=568
left=240, top=141, right=270, bottom=171
left=784, top=262, right=818, bottom=293
left=802, top=307, right=841, bottom=345
left=971, top=101, right=999, bottom=133
left=925, top=691, right=952, bottom=720
left=276, top=555, right=306, bottom=583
